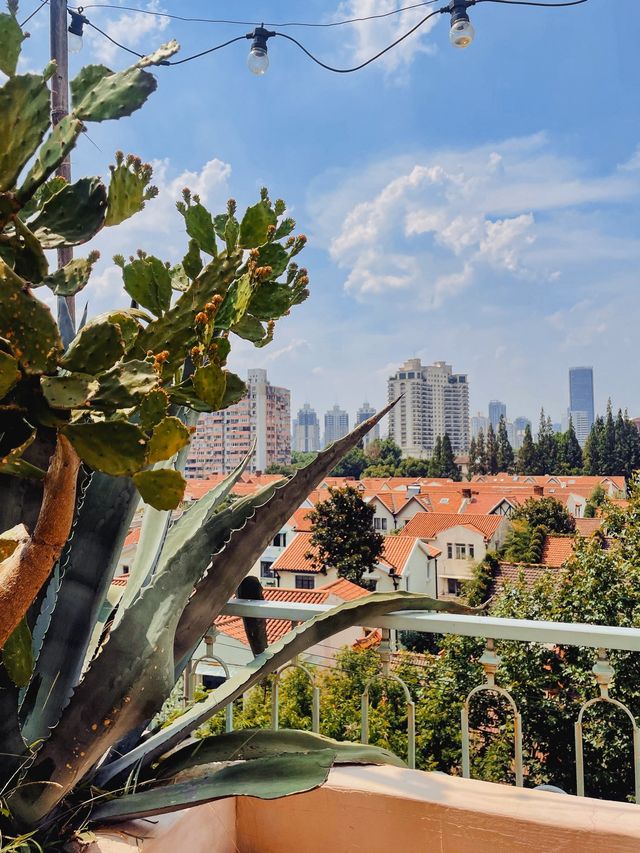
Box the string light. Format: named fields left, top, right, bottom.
left=66, top=0, right=589, bottom=73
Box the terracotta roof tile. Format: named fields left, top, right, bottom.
left=540, top=536, right=576, bottom=568
left=317, top=578, right=370, bottom=600
left=490, top=563, right=555, bottom=596
left=111, top=575, right=129, bottom=587
left=575, top=518, right=603, bottom=535
left=288, top=508, right=314, bottom=532
left=400, top=512, right=507, bottom=540
left=123, top=528, right=140, bottom=549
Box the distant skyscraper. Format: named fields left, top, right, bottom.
left=513, top=417, right=531, bottom=451
left=356, top=402, right=379, bottom=448
left=569, top=367, right=595, bottom=447
left=293, top=403, right=320, bottom=453
left=488, top=400, right=507, bottom=431
left=471, top=413, right=490, bottom=438
left=324, top=405, right=349, bottom=447
left=185, top=369, right=290, bottom=476
left=387, top=359, right=470, bottom=458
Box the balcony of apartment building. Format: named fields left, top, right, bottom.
left=88, top=600, right=640, bottom=853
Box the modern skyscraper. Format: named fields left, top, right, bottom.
left=324, top=405, right=349, bottom=447
left=387, top=359, right=470, bottom=458
left=488, top=400, right=507, bottom=431
left=569, top=367, right=594, bottom=447
left=356, top=402, right=379, bottom=447
left=292, top=403, right=320, bottom=453
left=513, top=416, right=531, bottom=451
left=471, top=413, right=490, bottom=438
left=185, top=369, right=290, bottom=477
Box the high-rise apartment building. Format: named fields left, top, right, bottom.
left=488, top=400, right=507, bottom=431
left=324, top=406, right=349, bottom=447
left=292, top=403, right=320, bottom=453
left=471, top=413, right=490, bottom=438
left=356, top=402, right=379, bottom=447
left=387, top=359, right=469, bottom=458
left=185, top=368, right=290, bottom=477
left=569, top=367, right=595, bottom=447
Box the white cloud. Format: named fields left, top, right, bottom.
left=331, top=0, right=439, bottom=78
left=86, top=0, right=169, bottom=65
left=317, top=135, right=640, bottom=308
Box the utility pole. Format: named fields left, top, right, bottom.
left=49, top=0, right=75, bottom=324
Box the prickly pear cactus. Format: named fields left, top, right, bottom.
left=0, top=15, right=310, bottom=514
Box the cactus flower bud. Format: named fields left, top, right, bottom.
left=195, top=312, right=208, bottom=325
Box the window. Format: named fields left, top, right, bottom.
left=273, top=533, right=287, bottom=547
left=447, top=578, right=461, bottom=596
left=468, top=544, right=475, bottom=559
left=260, top=561, right=275, bottom=578
left=373, top=517, right=387, bottom=531
left=455, top=544, right=466, bottom=559
left=295, top=576, right=315, bottom=589
left=447, top=544, right=453, bottom=559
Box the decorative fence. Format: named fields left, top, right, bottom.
left=186, top=599, right=640, bottom=800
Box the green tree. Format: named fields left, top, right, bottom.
left=513, top=496, right=576, bottom=534
left=330, top=447, right=368, bottom=478
left=398, top=456, right=432, bottom=477
left=475, top=430, right=487, bottom=476
left=468, top=436, right=478, bottom=477
left=535, top=409, right=558, bottom=474
left=583, top=416, right=605, bottom=475
left=485, top=423, right=498, bottom=475
left=584, top=484, right=606, bottom=518
left=430, top=435, right=444, bottom=476
left=306, top=486, right=384, bottom=585
left=496, top=415, right=515, bottom=473
left=516, top=423, right=537, bottom=475
left=557, top=417, right=583, bottom=474
left=440, top=433, right=461, bottom=481
left=602, top=401, right=617, bottom=475
left=462, top=553, right=499, bottom=606
left=292, top=450, right=319, bottom=467
left=365, top=437, right=402, bottom=469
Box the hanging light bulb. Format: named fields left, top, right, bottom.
left=448, top=2, right=475, bottom=50
left=246, top=26, right=275, bottom=76
left=67, top=9, right=88, bottom=54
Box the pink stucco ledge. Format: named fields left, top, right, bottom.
left=79, top=765, right=640, bottom=853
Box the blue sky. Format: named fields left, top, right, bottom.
left=16, top=0, right=640, bottom=429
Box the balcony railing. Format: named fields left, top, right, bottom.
left=189, top=599, right=640, bottom=801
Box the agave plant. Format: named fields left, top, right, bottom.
left=0, top=6, right=478, bottom=848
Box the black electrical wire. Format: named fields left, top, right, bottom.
left=274, top=9, right=442, bottom=74
left=19, top=0, right=48, bottom=27
left=477, top=0, right=588, bottom=6
left=73, top=1, right=442, bottom=29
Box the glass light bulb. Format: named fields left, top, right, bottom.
left=449, top=19, right=475, bottom=49
left=67, top=31, right=83, bottom=54
left=247, top=45, right=269, bottom=75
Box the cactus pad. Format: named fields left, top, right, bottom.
left=238, top=200, right=276, bottom=249
left=74, top=66, right=157, bottom=123
left=0, top=73, right=50, bottom=192
left=70, top=64, right=112, bottom=109
left=255, top=242, right=288, bottom=278
left=132, top=468, right=186, bottom=511
left=61, top=318, right=125, bottom=374
left=192, top=363, right=227, bottom=409
left=182, top=240, right=203, bottom=280
left=121, top=256, right=171, bottom=317
left=139, top=388, right=169, bottom=431
left=41, top=374, right=99, bottom=410
left=0, top=424, right=45, bottom=479
left=92, top=359, right=158, bottom=409
left=147, top=416, right=191, bottom=464
left=30, top=177, right=108, bottom=248
left=62, top=421, right=147, bottom=476
left=44, top=254, right=99, bottom=297
left=0, top=260, right=62, bottom=374
left=0, top=350, right=20, bottom=399
left=0, top=12, right=25, bottom=77
left=220, top=371, right=247, bottom=409
left=105, top=152, right=158, bottom=227
left=177, top=198, right=217, bottom=256
left=248, top=283, right=291, bottom=320
left=136, top=39, right=180, bottom=68
left=18, top=115, right=84, bottom=204
left=215, top=273, right=253, bottom=330
left=12, top=216, right=49, bottom=284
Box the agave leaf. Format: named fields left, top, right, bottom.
left=2, top=617, right=33, bottom=688
left=10, top=484, right=280, bottom=823
left=150, top=729, right=405, bottom=782
left=112, top=445, right=253, bottom=631
left=99, top=591, right=478, bottom=787
left=0, top=661, right=27, bottom=790
left=90, top=750, right=336, bottom=824
left=173, top=400, right=398, bottom=668
left=20, top=474, right=139, bottom=747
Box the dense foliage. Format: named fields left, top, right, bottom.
left=306, top=486, right=385, bottom=586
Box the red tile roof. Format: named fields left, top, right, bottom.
left=317, top=578, right=370, bottom=601
left=575, top=518, right=603, bottom=535
left=540, top=536, right=576, bottom=568
left=491, top=562, right=555, bottom=596
left=400, top=512, right=507, bottom=541
left=123, top=528, right=140, bottom=549
left=288, top=508, right=314, bottom=532
left=271, top=533, right=320, bottom=574
left=112, top=575, right=129, bottom=587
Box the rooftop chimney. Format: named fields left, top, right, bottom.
left=534, top=485, right=544, bottom=496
